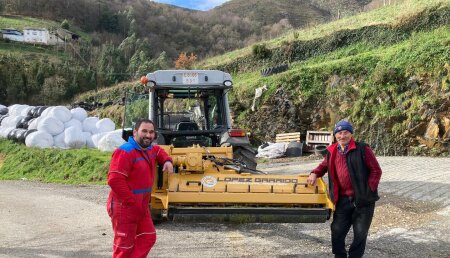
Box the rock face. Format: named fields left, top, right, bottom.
left=419, top=114, right=450, bottom=149
left=443, top=117, right=450, bottom=138
left=236, top=74, right=450, bottom=156
left=241, top=87, right=310, bottom=143
left=424, top=118, right=440, bottom=140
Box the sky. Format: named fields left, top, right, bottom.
left=153, top=0, right=231, bottom=11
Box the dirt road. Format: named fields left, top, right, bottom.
left=0, top=156, right=449, bottom=257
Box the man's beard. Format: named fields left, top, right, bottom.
left=137, top=136, right=152, bottom=148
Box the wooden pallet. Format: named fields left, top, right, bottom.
left=275, top=132, right=301, bottom=143
left=305, top=131, right=333, bottom=152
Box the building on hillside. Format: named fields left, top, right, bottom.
left=23, top=27, right=64, bottom=45
left=56, top=28, right=80, bottom=41
left=1, top=28, right=24, bottom=42
left=48, top=31, right=65, bottom=45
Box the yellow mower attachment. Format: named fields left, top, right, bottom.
left=151, top=145, right=334, bottom=223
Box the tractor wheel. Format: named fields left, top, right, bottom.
left=151, top=208, right=163, bottom=224
left=233, top=147, right=257, bottom=170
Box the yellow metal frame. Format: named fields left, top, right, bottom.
left=151, top=145, right=334, bottom=217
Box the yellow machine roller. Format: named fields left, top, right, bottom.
left=150, top=145, right=334, bottom=223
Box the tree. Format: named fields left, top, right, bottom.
left=61, top=19, right=70, bottom=30
left=98, top=11, right=120, bottom=33
left=97, top=43, right=127, bottom=86
left=175, top=52, right=197, bottom=69
left=118, top=33, right=137, bottom=60
left=128, top=51, right=170, bottom=78
left=39, top=75, right=68, bottom=104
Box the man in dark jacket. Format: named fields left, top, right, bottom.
left=307, top=120, right=382, bottom=258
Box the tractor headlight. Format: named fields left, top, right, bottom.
left=224, top=80, right=232, bottom=87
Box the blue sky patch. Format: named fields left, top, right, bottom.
left=153, top=0, right=230, bottom=11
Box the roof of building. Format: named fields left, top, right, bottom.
left=1, top=28, right=23, bottom=35
left=23, top=27, right=48, bottom=31
left=56, top=28, right=80, bottom=40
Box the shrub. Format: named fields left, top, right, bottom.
left=252, top=44, right=271, bottom=59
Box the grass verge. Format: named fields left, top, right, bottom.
left=0, top=139, right=111, bottom=184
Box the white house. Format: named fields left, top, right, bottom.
left=1, top=28, right=24, bottom=42
left=23, top=27, right=63, bottom=45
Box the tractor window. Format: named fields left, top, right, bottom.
left=207, top=95, right=224, bottom=130
left=160, top=98, right=201, bottom=130
left=155, top=89, right=227, bottom=132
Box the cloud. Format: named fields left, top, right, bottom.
left=153, top=0, right=230, bottom=11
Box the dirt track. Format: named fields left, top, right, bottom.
left=0, top=156, right=449, bottom=258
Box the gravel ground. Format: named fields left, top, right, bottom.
left=0, top=156, right=449, bottom=257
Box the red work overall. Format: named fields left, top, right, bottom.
left=107, top=137, right=172, bottom=258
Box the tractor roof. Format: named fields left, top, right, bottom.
left=145, top=70, right=233, bottom=89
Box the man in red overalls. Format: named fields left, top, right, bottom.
left=107, top=118, right=173, bottom=258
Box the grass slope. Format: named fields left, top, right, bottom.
left=0, top=41, right=67, bottom=61
left=231, top=26, right=450, bottom=100
left=0, top=15, right=60, bottom=30
left=200, top=0, right=449, bottom=68
left=0, top=139, right=111, bottom=184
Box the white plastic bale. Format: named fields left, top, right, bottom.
left=96, top=118, right=115, bottom=133
left=28, top=116, right=41, bottom=130
left=1, top=116, right=12, bottom=127
left=53, top=132, right=66, bottom=148
left=1, top=115, right=23, bottom=128
left=25, top=131, right=54, bottom=148
left=20, top=106, right=33, bottom=117
left=98, top=131, right=125, bottom=152
left=64, top=118, right=82, bottom=130
left=40, top=106, right=54, bottom=118
left=7, top=104, right=18, bottom=115
left=91, top=132, right=108, bottom=148
left=64, top=126, right=86, bottom=149
left=83, top=117, right=99, bottom=134
left=26, top=117, right=36, bottom=128
left=70, top=107, right=88, bottom=121
left=0, top=127, right=15, bottom=138
left=0, top=104, right=6, bottom=109
left=37, top=116, right=64, bottom=136
left=8, top=104, right=27, bottom=116
left=83, top=132, right=95, bottom=148
left=48, top=106, right=72, bottom=122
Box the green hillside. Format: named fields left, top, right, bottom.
left=216, top=1, right=450, bottom=156
left=201, top=0, right=448, bottom=67
left=0, top=15, right=59, bottom=29
left=79, top=0, right=450, bottom=156
left=0, top=0, right=368, bottom=106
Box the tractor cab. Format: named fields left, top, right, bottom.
left=122, top=70, right=257, bottom=169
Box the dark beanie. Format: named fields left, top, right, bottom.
left=334, top=120, right=353, bottom=135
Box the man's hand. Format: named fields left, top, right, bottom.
left=163, top=161, right=174, bottom=174
left=307, top=173, right=317, bottom=186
